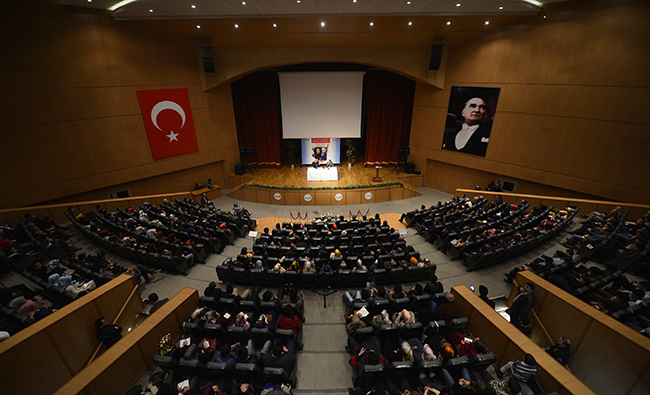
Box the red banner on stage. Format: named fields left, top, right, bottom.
left=136, top=88, right=199, bottom=160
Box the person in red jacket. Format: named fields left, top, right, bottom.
left=275, top=305, right=302, bottom=335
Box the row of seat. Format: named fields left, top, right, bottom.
left=66, top=211, right=192, bottom=274
left=460, top=207, right=577, bottom=271
left=94, top=209, right=209, bottom=263
left=216, top=262, right=437, bottom=288
left=117, top=206, right=225, bottom=253
left=174, top=198, right=256, bottom=236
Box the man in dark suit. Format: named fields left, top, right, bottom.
left=442, top=97, right=492, bottom=156
left=509, top=283, right=535, bottom=333
left=261, top=338, right=296, bottom=371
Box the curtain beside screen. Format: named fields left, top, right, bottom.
left=364, top=70, right=415, bottom=167
left=231, top=71, right=282, bottom=168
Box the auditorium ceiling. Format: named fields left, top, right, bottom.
left=58, top=0, right=574, bottom=47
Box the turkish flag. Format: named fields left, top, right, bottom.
left=136, top=88, right=199, bottom=160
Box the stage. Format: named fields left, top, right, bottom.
left=227, top=165, right=423, bottom=205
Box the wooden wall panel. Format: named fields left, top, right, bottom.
left=283, top=191, right=298, bottom=205
left=0, top=275, right=140, bottom=394
left=54, top=287, right=199, bottom=395
left=347, top=191, right=361, bottom=205
left=409, top=1, right=650, bottom=204
left=0, top=3, right=239, bottom=209
left=375, top=187, right=390, bottom=203
left=314, top=191, right=330, bottom=206
left=516, top=271, right=650, bottom=395
left=452, top=285, right=595, bottom=395
left=256, top=189, right=272, bottom=204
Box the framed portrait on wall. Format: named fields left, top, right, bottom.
left=441, top=86, right=501, bottom=157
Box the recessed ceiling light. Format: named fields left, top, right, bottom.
left=273, top=23, right=277, bottom=27
left=408, top=21, right=413, bottom=26
left=321, top=21, right=326, bottom=27
left=485, top=21, right=490, bottom=25
left=447, top=21, right=451, bottom=25
left=499, top=6, right=504, bottom=9
left=407, top=1, right=411, bottom=4
left=369, top=22, right=374, bottom=26
left=242, top=1, right=246, bottom=4
left=456, top=3, right=461, bottom=6
left=235, top=23, right=239, bottom=28
left=196, top=25, right=200, bottom=29
left=87, top=0, right=92, bottom=3
left=149, top=9, right=153, bottom=13
left=353, top=0, right=357, bottom=2
left=191, top=4, right=196, bottom=8
left=297, top=0, right=301, bottom=3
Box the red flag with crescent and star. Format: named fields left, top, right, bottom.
left=136, top=88, right=199, bottom=160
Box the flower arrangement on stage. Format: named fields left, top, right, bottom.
left=246, top=182, right=402, bottom=191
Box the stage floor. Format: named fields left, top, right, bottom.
left=240, top=164, right=409, bottom=189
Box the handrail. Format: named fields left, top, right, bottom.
left=84, top=285, right=141, bottom=368
left=452, top=285, right=596, bottom=395
left=0, top=191, right=192, bottom=225
left=455, top=188, right=650, bottom=221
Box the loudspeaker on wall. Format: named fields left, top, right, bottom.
left=428, top=44, right=444, bottom=71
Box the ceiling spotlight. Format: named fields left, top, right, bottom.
left=242, top=1, right=246, bottom=4
left=499, top=6, right=504, bottom=9
left=297, top=0, right=301, bottom=3
left=191, top=4, right=196, bottom=8
left=447, top=21, right=451, bottom=25
left=408, top=21, right=412, bottom=26
left=485, top=21, right=490, bottom=25
left=235, top=23, right=239, bottom=28
left=456, top=3, right=461, bottom=6
left=353, top=0, right=357, bottom=2
left=407, top=1, right=411, bottom=4
left=149, top=9, right=153, bottom=12
left=87, top=0, right=92, bottom=3
left=369, top=22, right=374, bottom=26
left=196, top=25, right=200, bottom=29
left=321, top=21, right=326, bottom=27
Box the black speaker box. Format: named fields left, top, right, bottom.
left=397, top=146, right=410, bottom=157
left=405, top=162, right=416, bottom=174
left=234, top=164, right=245, bottom=175
left=200, top=45, right=216, bottom=73
left=428, top=44, right=444, bottom=71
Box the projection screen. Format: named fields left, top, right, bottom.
left=279, top=72, right=364, bottom=139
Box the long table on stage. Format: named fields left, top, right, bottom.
left=307, top=167, right=338, bottom=181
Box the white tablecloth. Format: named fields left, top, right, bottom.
left=307, top=167, right=339, bottom=181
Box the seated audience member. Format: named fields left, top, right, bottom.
left=497, top=353, right=537, bottom=384
left=204, top=178, right=213, bottom=188
left=147, top=293, right=169, bottom=315
left=200, top=193, right=215, bottom=208
left=452, top=373, right=490, bottom=395
left=544, top=336, right=571, bottom=366
left=348, top=344, right=389, bottom=372
left=489, top=377, right=522, bottom=395
left=261, top=338, right=296, bottom=371
left=95, top=317, right=122, bottom=347
left=478, top=285, right=496, bottom=309
left=388, top=284, right=407, bottom=301
left=275, top=304, right=302, bottom=335
left=204, top=281, right=223, bottom=299
left=439, top=292, right=462, bottom=322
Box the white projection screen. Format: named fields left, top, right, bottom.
left=279, top=72, right=365, bottom=139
